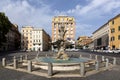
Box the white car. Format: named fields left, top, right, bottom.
left=104, top=50, right=113, bottom=53
left=70, top=48, right=79, bottom=51
left=113, top=50, right=120, bottom=53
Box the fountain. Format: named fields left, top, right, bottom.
left=33, top=24, right=93, bottom=71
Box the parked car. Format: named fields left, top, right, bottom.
left=26, top=49, right=31, bottom=52
left=113, top=49, right=120, bottom=53
left=103, top=50, right=113, bottom=53
left=20, top=49, right=26, bottom=52
left=71, top=48, right=79, bottom=51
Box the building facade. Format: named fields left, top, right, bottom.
left=21, top=26, right=33, bottom=51
left=0, top=24, right=21, bottom=51
left=52, top=16, right=76, bottom=42
left=77, top=36, right=92, bottom=48
left=92, top=23, right=109, bottom=50
left=109, top=14, right=120, bottom=49
left=21, top=26, right=51, bottom=51
left=32, top=28, right=51, bottom=51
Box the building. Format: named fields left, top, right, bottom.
left=21, top=26, right=51, bottom=51
left=21, top=26, right=33, bottom=51
left=0, top=24, right=21, bottom=51
left=32, top=28, right=51, bottom=51
left=92, top=23, right=109, bottom=50
left=52, top=16, right=76, bottom=42
left=77, top=36, right=92, bottom=48
left=109, top=14, right=120, bottom=49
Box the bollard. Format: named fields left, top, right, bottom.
left=48, top=63, right=53, bottom=76
left=113, top=57, right=116, bottom=65
left=28, top=60, right=32, bottom=72
left=2, top=58, right=6, bottom=67
left=25, top=54, right=28, bottom=60
left=13, top=56, right=16, bottom=59
left=13, top=58, right=18, bottom=69
left=20, top=55, right=23, bottom=62
left=102, top=56, right=105, bottom=61
left=95, top=55, right=98, bottom=60
left=80, top=62, right=85, bottom=77
left=79, top=54, right=82, bottom=58
left=105, top=58, right=109, bottom=69
left=95, top=60, right=99, bottom=71
left=46, top=54, right=48, bottom=57
left=89, top=54, right=92, bottom=59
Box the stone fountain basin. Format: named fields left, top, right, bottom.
left=30, top=57, right=94, bottom=71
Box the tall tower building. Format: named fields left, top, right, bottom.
left=52, top=16, right=76, bottom=42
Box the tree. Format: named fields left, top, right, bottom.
left=0, top=12, right=12, bottom=46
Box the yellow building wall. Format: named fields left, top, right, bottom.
left=21, top=27, right=33, bottom=50
left=109, top=16, right=120, bottom=49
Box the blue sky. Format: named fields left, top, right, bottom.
left=0, top=0, right=120, bottom=39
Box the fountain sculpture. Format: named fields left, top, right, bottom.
left=34, top=24, right=92, bottom=71
left=52, top=25, right=69, bottom=60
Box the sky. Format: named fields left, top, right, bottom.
left=0, top=0, right=120, bottom=39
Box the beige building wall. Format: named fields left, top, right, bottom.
left=32, top=28, right=42, bottom=51
left=92, top=23, right=109, bottom=40
left=77, top=36, right=92, bottom=46
left=52, top=16, right=76, bottom=42
left=21, top=26, right=50, bottom=51
left=92, top=23, right=109, bottom=49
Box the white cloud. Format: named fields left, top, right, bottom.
left=0, top=0, right=53, bottom=35
left=64, top=0, right=120, bottom=38
left=66, top=0, right=120, bottom=16
left=0, top=0, right=120, bottom=39
left=75, top=23, right=95, bottom=37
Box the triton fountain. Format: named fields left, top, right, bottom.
left=33, top=24, right=93, bottom=71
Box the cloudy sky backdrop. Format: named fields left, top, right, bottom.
left=0, top=0, right=120, bottom=39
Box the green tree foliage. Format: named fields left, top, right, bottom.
left=0, top=12, right=12, bottom=46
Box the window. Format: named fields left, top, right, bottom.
left=111, top=28, right=115, bottom=33
left=54, top=31, right=56, bottom=34
left=118, top=26, right=120, bottom=31
left=71, top=28, right=73, bottom=30
left=71, top=31, right=73, bottom=34
left=66, top=35, right=69, bottom=37
left=111, top=36, right=115, bottom=41
left=54, top=34, right=56, bottom=37
left=118, top=35, right=120, bottom=40
left=112, top=20, right=114, bottom=25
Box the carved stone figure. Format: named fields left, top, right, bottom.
left=52, top=25, right=69, bottom=60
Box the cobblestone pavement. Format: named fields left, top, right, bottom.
left=0, top=50, right=120, bottom=80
